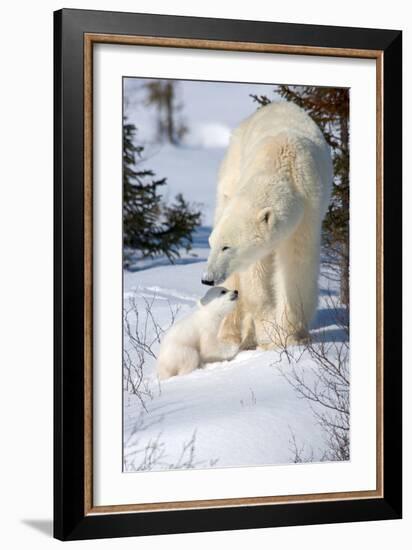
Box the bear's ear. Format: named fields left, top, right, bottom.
left=257, top=207, right=274, bottom=230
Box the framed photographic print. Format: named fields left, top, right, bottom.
left=54, top=8, right=402, bottom=541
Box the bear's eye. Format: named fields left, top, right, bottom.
left=221, top=246, right=230, bottom=252
left=220, top=290, right=227, bottom=295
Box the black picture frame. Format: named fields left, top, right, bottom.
left=54, top=8, right=402, bottom=541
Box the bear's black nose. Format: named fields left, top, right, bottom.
left=201, top=278, right=214, bottom=286
left=233, top=290, right=239, bottom=296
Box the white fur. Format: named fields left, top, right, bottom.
left=204, top=101, right=333, bottom=348
left=156, top=290, right=240, bottom=380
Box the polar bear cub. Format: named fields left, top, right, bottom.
left=156, top=287, right=240, bottom=380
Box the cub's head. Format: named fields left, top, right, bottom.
left=199, top=286, right=239, bottom=316
left=202, top=196, right=275, bottom=286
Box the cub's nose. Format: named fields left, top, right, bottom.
left=201, top=272, right=214, bottom=286
left=230, top=289, right=239, bottom=301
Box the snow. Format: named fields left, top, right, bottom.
left=123, top=229, right=347, bottom=472
left=122, top=78, right=348, bottom=473
left=183, top=122, right=231, bottom=149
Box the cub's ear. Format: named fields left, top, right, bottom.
left=257, top=207, right=274, bottom=230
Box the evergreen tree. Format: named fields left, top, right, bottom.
left=250, top=87, right=350, bottom=306
left=144, top=80, right=187, bottom=145
left=123, top=120, right=201, bottom=263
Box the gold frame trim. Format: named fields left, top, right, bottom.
left=84, top=33, right=384, bottom=515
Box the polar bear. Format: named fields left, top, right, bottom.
left=156, top=287, right=240, bottom=380
left=201, top=101, right=333, bottom=349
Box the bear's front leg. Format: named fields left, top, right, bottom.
left=218, top=307, right=256, bottom=351
left=239, top=313, right=256, bottom=350
left=217, top=310, right=242, bottom=347
left=239, top=254, right=276, bottom=350
left=256, top=324, right=309, bottom=350
left=272, top=215, right=321, bottom=346
left=254, top=315, right=284, bottom=350
left=215, top=339, right=240, bottom=361
left=253, top=306, right=311, bottom=350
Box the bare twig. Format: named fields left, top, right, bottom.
left=124, top=416, right=218, bottom=472
left=123, top=291, right=180, bottom=407
left=270, top=294, right=350, bottom=462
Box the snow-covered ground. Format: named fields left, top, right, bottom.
left=123, top=228, right=348, bottom=472
left=123, top=78, right=349, bottom=473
